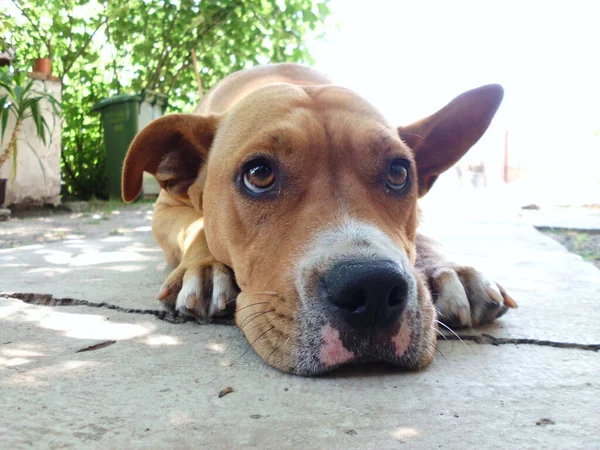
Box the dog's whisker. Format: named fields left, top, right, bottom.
left=260, top=330, right=286, bottom=376
left=257, top=334, right=275, bottom=345
left=237, top=291, right=280, bottom=298
left=239, top=309, right=275, bottom=331
left=434, top=320, right=468, bottom=349
left=244, top=313, right=280, bottom=335
left=231, top=326, right=275, bottom=367
left=422, top=345, right=436, bottom=361
left=264, top=334, right=291, bottom=372
left=434, top=345, right=446, bottom=360
left=222, top=329, right=245, bottom=355
left=235, top=301, right=270, bottom=313
left=434, top=328, right=448, bottom=340
left=224, top=309, right=273, bottom=354
left=205, top=322, right=220, bottom=344
left=232, top=291, right=283, bottom=310
left=281, top=336, right=291, bottom=352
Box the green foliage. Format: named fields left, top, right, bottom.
left=0, top=71, right=61, bottom=179
left=1, top=0, right=330, bottom=199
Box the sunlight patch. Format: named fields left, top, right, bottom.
left=206, top=342, right=226, bottom=353
left=144, top=335, right=181, bottom=346
left=391, top=427, right=422, bottom=440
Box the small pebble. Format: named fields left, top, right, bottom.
left=218, top=387, right=234, bottom=398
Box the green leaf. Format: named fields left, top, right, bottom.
left=14, top=85, right=24, bottom=101
left=0, top=76, right=15, bottom=97
left=0, top=96, right=9, bottom=144
left=30, top=100, right=46, bottom=145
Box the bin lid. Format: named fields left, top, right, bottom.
left=140, top=89, right=169, bottom=108
left=91, top=94, right=142, bottom=112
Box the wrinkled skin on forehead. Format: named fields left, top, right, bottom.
left=201, top=84, right=425, bottom=371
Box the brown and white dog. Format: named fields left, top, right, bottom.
left=122, top=63, right=516, bottom=376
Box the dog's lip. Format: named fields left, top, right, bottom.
left=313, top=315, right=415, bottom=369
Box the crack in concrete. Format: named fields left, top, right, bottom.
left=0, top=292, right=235, bottom=326
left=444, top=333, right=599, bottom=352
left=3, top=292, right=599, bottom=352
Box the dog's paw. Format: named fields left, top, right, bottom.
left=157, top=259, right=238, bottom=318
left=428, top=266, right=517, bottom=328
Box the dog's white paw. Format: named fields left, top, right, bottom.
left=428, top=266, right=517, bottom=328
left=158, top=260, right=238, bottom=318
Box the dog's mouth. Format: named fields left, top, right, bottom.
left=235, top=219, right=438, bottom=376
left=290, top=259, right=436, bottom=375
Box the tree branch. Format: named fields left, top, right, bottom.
left=104, top=14, right=121, bottom=94
left=190, top=48, right=203, bottom=99
left=146, top=4, right=181, bottom=90
left=60, top=15, right=108, bottom=80
left=10, top=0, right=51, bottom=57
left=60, top=147, right=91, bottom=197
left=166, top=58, right=190, bottom=96
left=61, top=0, right=75, bottom=64
left=159, top=5, right=237, bottom=95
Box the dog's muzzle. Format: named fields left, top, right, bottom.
left=292, top=219, right=427, bottom=375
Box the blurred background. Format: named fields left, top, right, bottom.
left=313, top=0, right=600, bottom=209
left=2, top=0, right=599, bottom=204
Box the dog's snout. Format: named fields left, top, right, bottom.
left=322, top=259, right=408, bottom=328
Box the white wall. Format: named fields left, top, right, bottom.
left=0, top=78, right=62, bottom=206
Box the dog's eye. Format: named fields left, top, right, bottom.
left=243, top=160, right=276, bottom=194
left=387, top=159, right=410, bottom=191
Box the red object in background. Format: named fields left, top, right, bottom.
left=33, top=58, right=52, bottom=75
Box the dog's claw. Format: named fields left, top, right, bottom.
left=158, top=260, right=238, bottom=319
left=185, top=294, right=197, bottom=310
left=157, top=286, right=170, bottom=301
left=497, top=283, right=518, bottom=308
left=456, top=305, right=472, bottom=327
left=485, top=285, right=503, bottom=306
left=430, top=266, right=513, bottom=328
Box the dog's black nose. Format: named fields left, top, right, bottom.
left=322, top=259, right=409, bottom=329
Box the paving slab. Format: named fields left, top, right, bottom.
left=1, top=195, right=599, bottom=449
left=0, top=234, right=169, bottom=310
left=0, top=205, right=168, bottom=310
left=1, top=297, right=598, bottom=449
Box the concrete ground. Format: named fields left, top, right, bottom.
left=1, top=190, right=599, bottom=449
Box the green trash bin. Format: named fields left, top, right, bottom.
left=92, top=90, right=168, bottom=200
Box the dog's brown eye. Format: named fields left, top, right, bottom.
left=387, top=159, right=409, bottom=191
left=243, top=161, right=276, bottom=193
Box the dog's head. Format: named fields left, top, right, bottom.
left=123, top=82, right=503, bottom=375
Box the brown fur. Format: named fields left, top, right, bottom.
left=122, top=63, right=512, bottom=374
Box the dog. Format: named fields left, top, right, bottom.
left=122, top=63, right=516, bottom=376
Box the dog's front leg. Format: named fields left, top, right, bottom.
left=415, top=234, right=517, bottom=328
left=153, top=201, right=238, bottom=318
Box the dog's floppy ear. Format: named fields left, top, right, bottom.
left=398, top=84, right=503, bottom=197
left=122, top=113, right=220, bottom=203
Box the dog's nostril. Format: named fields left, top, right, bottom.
left=347, top=289, right=368, bottom=312
left=387, top=282, right=408, bottom=308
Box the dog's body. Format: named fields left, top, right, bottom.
left=123, top=63, right=515, bottom=375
